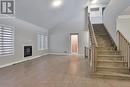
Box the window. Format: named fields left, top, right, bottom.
left=38, top=33, right=44, bottom=50
left=38, top=33, right=48, bottom=50
left=0, top=26, right=14, bottom=56
left=45, top=35, right=48, bottom=49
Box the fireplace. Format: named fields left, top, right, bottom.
left=24, top=46, right=32, bottom=57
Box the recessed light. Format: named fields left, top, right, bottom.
left=52, top=0, right=62, bottom=7
left=91, top=0, right=98, bottom=4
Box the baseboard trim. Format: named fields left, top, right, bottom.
left=0, top=53, right=86, bottom=69
left=49, top=53, right=69, bottom=55
left=49, top=53, right=85, bottom=56
left=0, top=53, right=48, bottom=69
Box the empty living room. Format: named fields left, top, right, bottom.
left=0, top=0, right=130, bottom=87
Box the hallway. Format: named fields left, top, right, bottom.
left=0, top=55, right=130, bottom=87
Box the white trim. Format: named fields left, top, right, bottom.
left=0, top=53, right=85, bottom=69
left=69, top=53, right=85, bottom=56
left=49, top=53, right=69, bottom=56
left=0, top=53, right=48, bottom=69
left=48, top=53, right=85, bottom=57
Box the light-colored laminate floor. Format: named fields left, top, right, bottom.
left=0, top=54, right=130, bottom=87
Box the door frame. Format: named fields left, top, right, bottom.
left=70, top=33, right=79, bottom=55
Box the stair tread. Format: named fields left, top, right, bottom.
left=97, top=51, right=119, bottom=54
left=97, top=66, right=128, bottom=69
left=97, top=50, right=118, bottom=52
left=97, top=50, right=115, bottom=51
left=98, top=46, right=113, bottom=48
left=97, top=60, right=126, bottom=63
left=98, top=55, right=123, bottom=57
left=98, top=47, right=114, bottom=49
left=95, top=34, right=108, bottom=36
left=94, top=71, right=130, bottom=77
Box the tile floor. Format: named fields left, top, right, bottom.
left=0, top=55, right=130, bottom=87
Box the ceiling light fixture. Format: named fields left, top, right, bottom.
left=91, top=0, right=98, bottom=4
left=52, top=0, right=62, bottom=7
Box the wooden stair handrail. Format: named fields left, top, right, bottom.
left=88, top=17, right=98, bottom=72
left=88, top=17, right=98, bottom=47
left=117, top=31, right=130, bottom=45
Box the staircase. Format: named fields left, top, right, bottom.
left=92, top=24, right=130, bottom=79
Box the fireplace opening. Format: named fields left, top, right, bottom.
left=24, top=46, right=32, bottom=57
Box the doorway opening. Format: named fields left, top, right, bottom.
left=70, top=34, right=79, bottom=55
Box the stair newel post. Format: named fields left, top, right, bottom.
left=127, top=44, right=129, bottom=69
left=94, top=47, right=98, bottom=72
left=117, top=31, right=120, bottom=51
left=92, top=46, right=96, bottom=72
left=128, top=45, right=130, bottom=69
left=92, top=47, right=95, bottom=72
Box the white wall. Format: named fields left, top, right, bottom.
left=117, top=17, right=130, bottom=42
left=0, top=18, right=48, bottom=67
left=49, top=10, right=87, bottom=55
left=103, top=0, right=130, bottom=42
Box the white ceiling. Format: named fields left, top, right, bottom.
left=89, top=0, right=110, bottom=5
left=15, top=0, right=110, bottom=29
left=15, top=0, right=87, bottom=29
left=97, top=0, right=110, bottom=5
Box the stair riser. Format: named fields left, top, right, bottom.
left=95, top=30, right=107, bottom=32
left=98, top=48, right=114, bottom=50
left=96, top=35, right=109, bottom=37
left=98, top=42, right=111, bottom=45
left=98, top=52, right=119, bottom=55
left=94, top=29, right=107, bottom=32
left=97, top=41, right=112, bottom=44
left=96, top=37, right=110, bottom=40
left=98, top=45, right=112, bottom=47
left=97, top=57, right=123, bottom=61
left=97, top=62, right=127, bottom=67
left=96, top=68, right=129, bottom=74
left=95, top=33, right=108, bottom=34
left=97, top=39, right=111, bottom=42
left=97, top=41, right=111, bottom=44
left=92, top=74, right=130, bottom=80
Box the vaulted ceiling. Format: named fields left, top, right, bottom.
left=15, top=0, right=87, bottom=29
left=15, top=0, right=110, bottom=29
left=95, top=0, right=110, bottom=5
left=89, top=0, right=110, bottom=5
